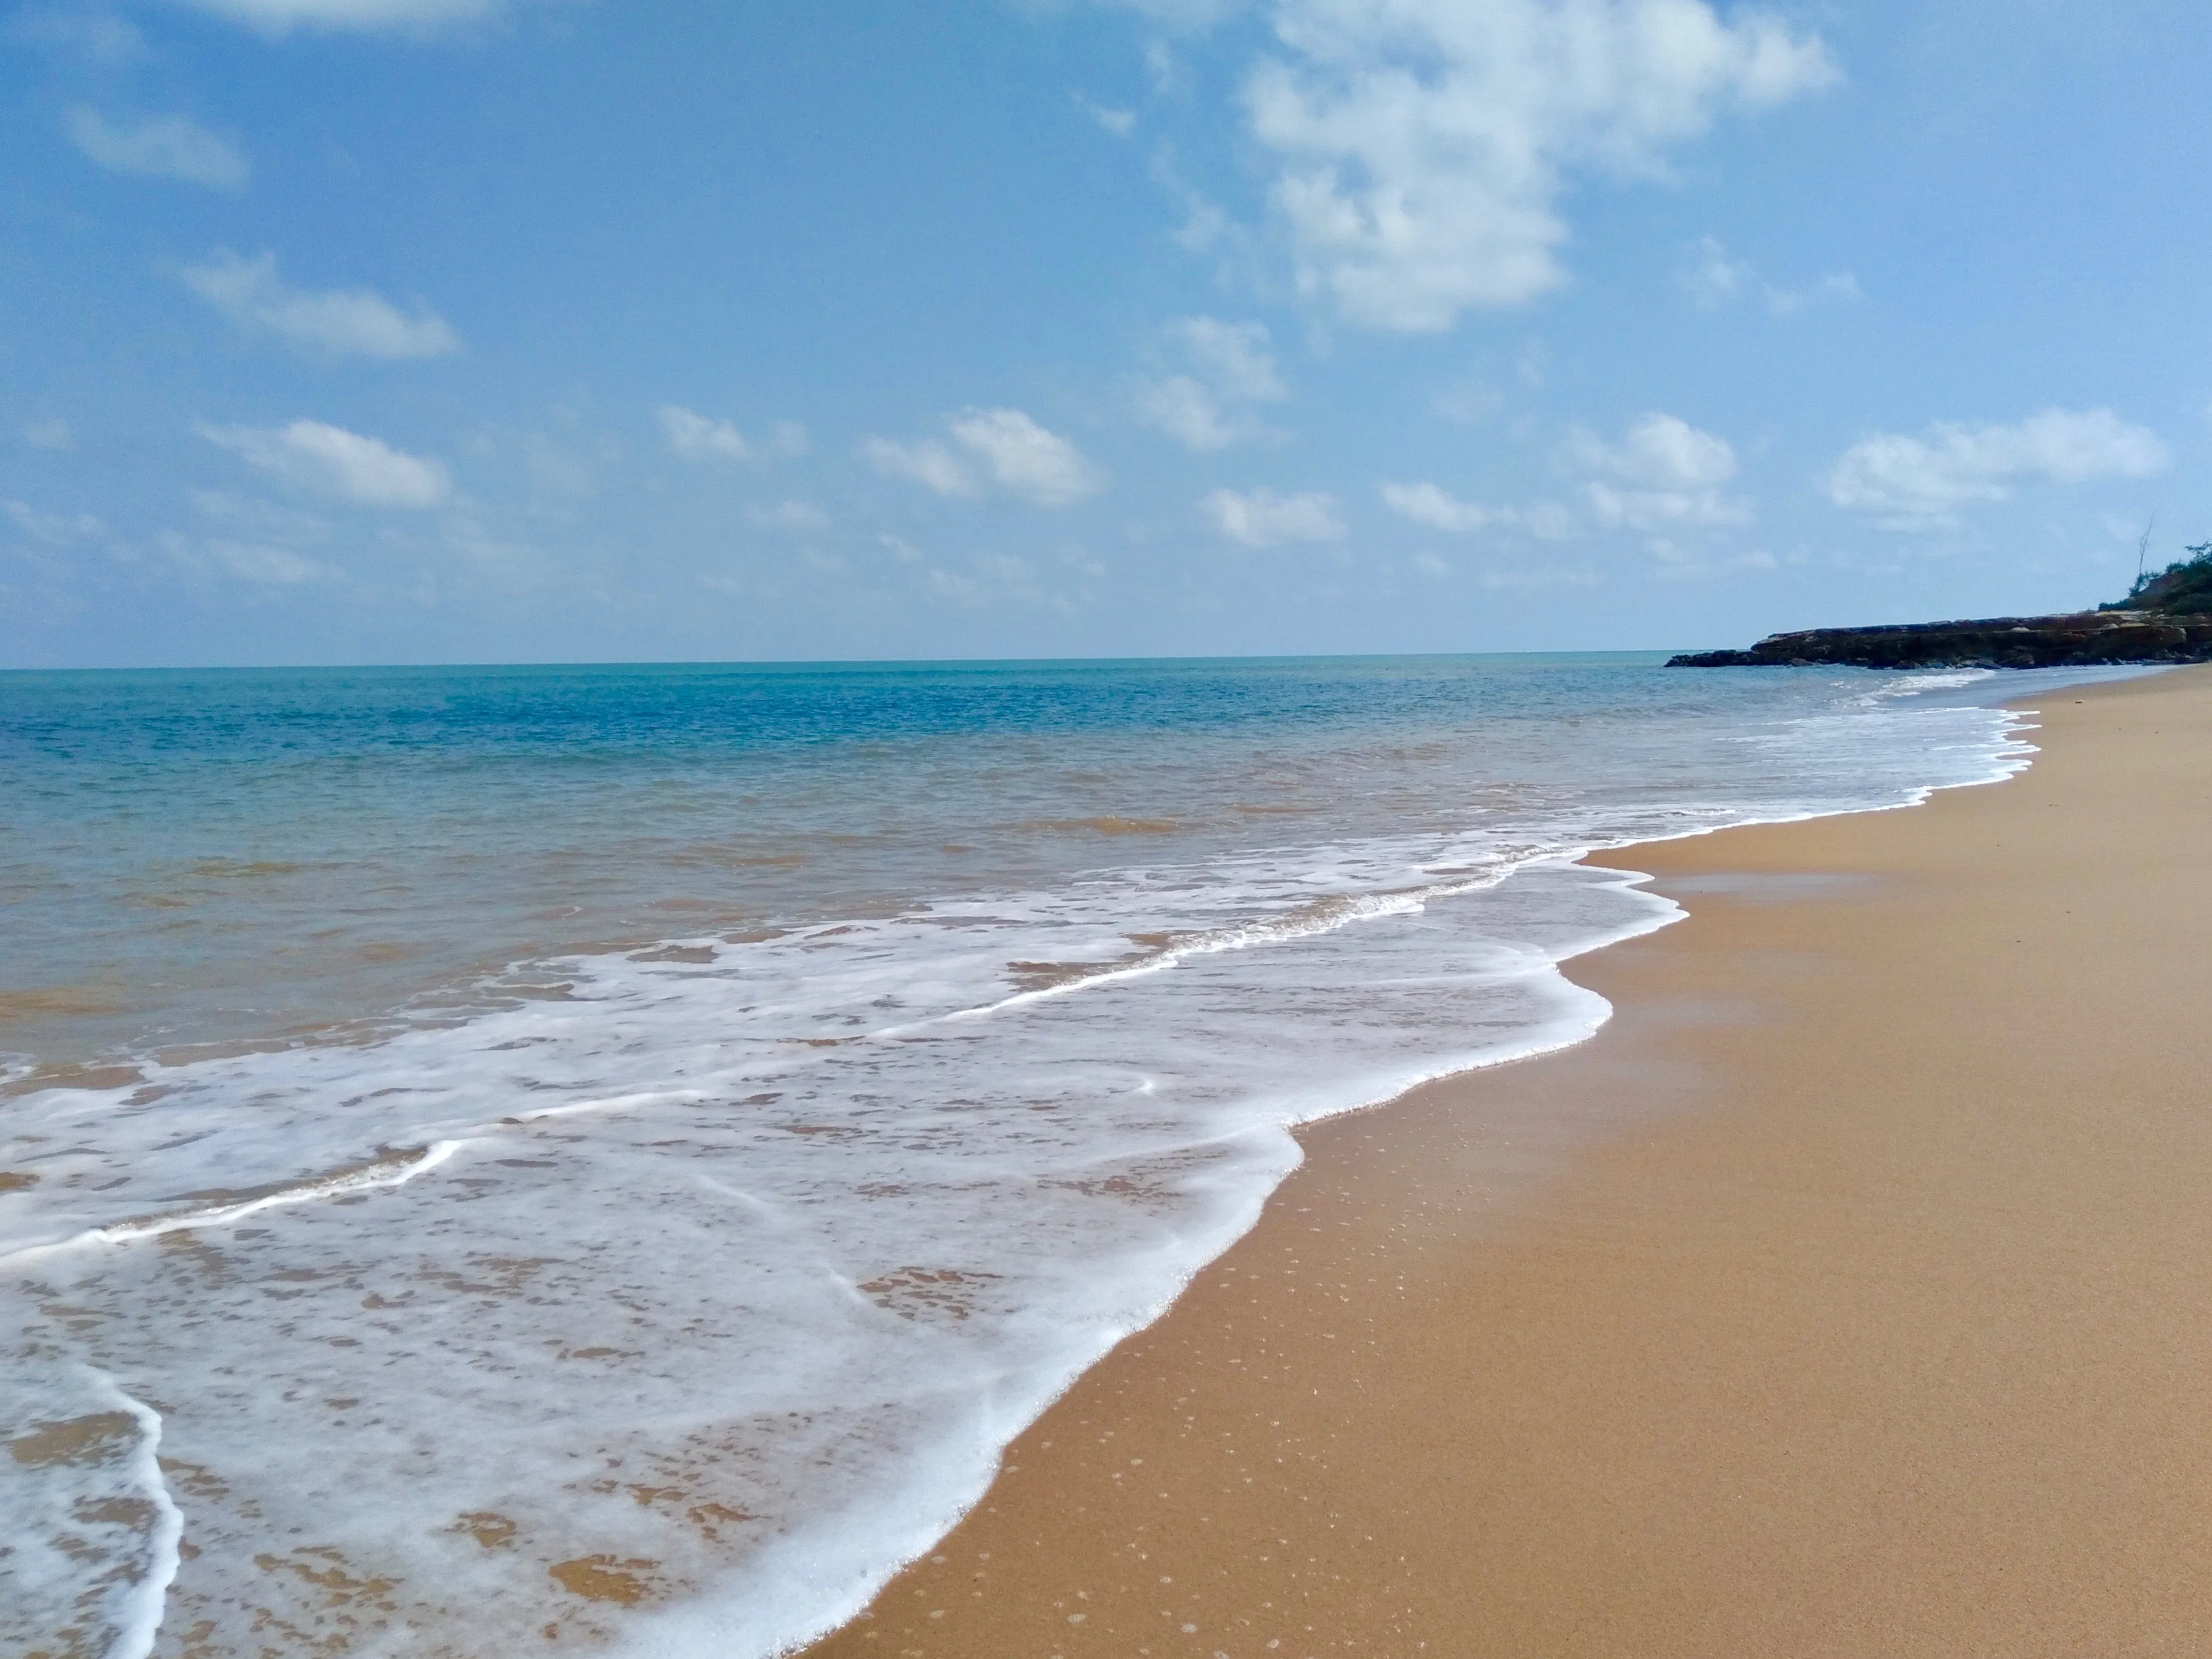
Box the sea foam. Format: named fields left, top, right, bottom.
left=0, top=659, right=2142, bottom=1655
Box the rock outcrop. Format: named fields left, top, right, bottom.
left=1669, top=610, right=2212, bottom=670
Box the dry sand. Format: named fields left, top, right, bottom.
left=805, top=664, right=2212, bottom=1659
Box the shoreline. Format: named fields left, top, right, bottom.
left=804, top=662, right=2212, bottom=1656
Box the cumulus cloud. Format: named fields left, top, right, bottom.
left=1824, top=408, right=2171, bottom=529
left=67, top=107, right=248, bottom=189
left=175, top=0, right=505, bottom=34
left=1567, top=411, right=1748, bottom=530
left=179, top=250, right=461, bottom=359
left=867, top=408, right=1105, bottom=506
left=1137, top=317, right=1290, bottom=450
left=1244, top=0, right=1836, bottom=331
left=197, top=419, right=453, bottom=509
left=1385, top=412, right=1742, bottom=542
left=1201, top=486, right=1344, bottom=546
left=949, top=408, right=1105, bottom=505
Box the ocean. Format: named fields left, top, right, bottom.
left=0, top=655, right=2144, bottom=1657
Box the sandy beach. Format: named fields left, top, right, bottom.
left=806, top=663, right=2212, bottom=1658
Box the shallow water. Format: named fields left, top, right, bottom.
left=0, top=654, right=2146, bottom=1656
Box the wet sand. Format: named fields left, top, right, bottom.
left=805, top=664, right=2212, bottom=1658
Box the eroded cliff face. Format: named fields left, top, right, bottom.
left=1670, top=610, right=2212, bottom=669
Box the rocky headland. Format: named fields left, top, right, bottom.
left=1670, top=546, right=2212, bottom=669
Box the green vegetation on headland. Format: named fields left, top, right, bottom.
left=2107, top=541, right=2212, bottom=617
left=1671, top=543, right=2212, bottom=669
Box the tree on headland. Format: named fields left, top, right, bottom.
left=2111, top=538, right=2212, bottom=614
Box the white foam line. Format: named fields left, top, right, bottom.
left=929, top=879, right=1503, bottom=1029
left=0, top=1138, right=476, bottom=1267
left=498, top=1088, right=709, bottom=1126
left=85, top=1368, right=184, bottom=1659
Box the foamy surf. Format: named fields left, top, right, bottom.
left=0, top=656, right=2154, bottom=1656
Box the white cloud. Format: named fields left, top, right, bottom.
left=1137, top=377, right=1242, bottom=451
left=1175, top=316, right=1285, bottom=402
left=1380, top=480, right=1508, bottom=533
left=67, top=107, right=248, bottom=189
left=1683, top=234, right=1860, bottom=314
left=174, top=0, right=505, bottom=34
left=865, top=436, right=978, bottom=497
left=1076, top=93, right=1138, bottom=135
left=1824, top=408, right=2171, bottom=530
left=1201, top=486, right=1344, bottom=546
left=1769, top=271, right=1862, bottom=314
left=661, top=405, right=752, bottom=463
left=948, top=408, right=1105, bottom=505
left=6, top=499, right=105, bottom=545
left=21, top=419, right=75, bottom=452
left=1136, top=317, right=1288, bottom=450
left=748, top=500, right=831, bottom=533
left=1379, top=480, right=1573, bottom=539
left=1245, top=0, right=1836, bottom=331
left=188, top=486, right=329, bottom=540
left=1568, top=411, right=1748, bottom=530
left=179, top=249, right=461, bottom=359
left=1682, top=234, right=1751, bottom=307
left=659, top=405, right=807, bottom=464
left=868, top=408, right=1105, bottom=506
left=198, top=419, right=453, bottom=509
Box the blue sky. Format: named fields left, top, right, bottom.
left=4, top=0, right=2210, bottom=666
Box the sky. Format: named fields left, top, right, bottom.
left=4, top=0, right=2211, bottom=667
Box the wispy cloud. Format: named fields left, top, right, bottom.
left=659, top=405, right=808, bottom=464
left=198, top=419, right=453, bottom=509
left=1075, top=93, right=1136, bottom=136
left=179, top=250, right=461, bottom=359
left=1379, top=481, right=1571, bottom=540
left=1245, top=0, right=1836, bottom=331
left=1380, top=481, right=1512, bottom=534
left=10, top=8, right=147, bottom=63
left=1682, top=236, right=1860, bottom=315
left=174, top=0, right=508, bottom=35
left=1825, top=408, right=2170, bottom=530
left=5, top=498, right=106, bottom=545
left=1200, top=486, right=1343, bottom=547
left=747, top=500, right=831, bottom=533
left=67, top=107, right=249, bottom=190
left=867, top=408, right=1105, bottom=506
left=21, top=419, right=75, bottom=452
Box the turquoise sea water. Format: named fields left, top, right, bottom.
left=0, top=655, right=2143, bottom=1657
